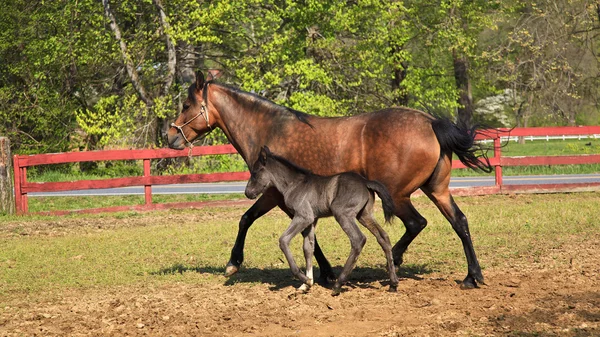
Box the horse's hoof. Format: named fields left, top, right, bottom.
left=331, top=283, right=342, bottom=296
left=460, top=277, right=478, bottom=290
left=298, top=283, right=311, bottom=293
left=393, top=254, right=403, bottom=268
left=388, top=285, right=398, bottom=293
left=224, top=262, right=239, bottom=277
left=318, top=271, right=337, bottom=285
left=475, top=274, right=486, bottom=286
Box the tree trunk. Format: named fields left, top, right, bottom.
left=453, top=51, right=474, bottom=128
left=391, top=59, right=409, bottom=106
left=0, top=137, right=15, bottom=215
left=102, top=0, right=152, bottom=107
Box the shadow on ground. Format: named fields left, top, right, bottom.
left=152, top=262, right=434, bottom=290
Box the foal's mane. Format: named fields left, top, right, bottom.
left=266, top=151, right=314, bottom=177
left=189, top=81, right=312, bottom=127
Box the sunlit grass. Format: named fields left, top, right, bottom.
left=1, top=192, right=598, bottom=298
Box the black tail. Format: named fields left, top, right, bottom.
left=366, top=180, right=395, bottom=223
left=431, top=118, right=493, bottom=173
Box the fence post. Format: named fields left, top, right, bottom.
left=494, top=136, right=503, bottom=187
left=144, top=159, right=152, bottom=206
left=0, top=137, right=16, bottom=215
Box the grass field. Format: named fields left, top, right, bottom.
left=1, top=193, right=598, bottom=295
left=1, top=193, right=599, bottom=336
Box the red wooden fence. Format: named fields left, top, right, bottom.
left=12, top=126, right=600, bottom=215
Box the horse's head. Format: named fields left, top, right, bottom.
left=245, top=146, right=273, bottom=199
left=167, top=71, right=216, bottom=149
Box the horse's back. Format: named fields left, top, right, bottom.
left=271, top=107, right=442, bottom=199
left=360, top=108, right=442, bottom=198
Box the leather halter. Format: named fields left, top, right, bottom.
left=170, top=83, right=212, bottom=146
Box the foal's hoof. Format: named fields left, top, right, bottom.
left=388, top=285, right=398, bottom=293
left=298, top=283, right=312, bottom=293
left=224, top=262, right=240, bottom=277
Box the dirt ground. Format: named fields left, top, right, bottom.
left=1, top=210, right=599, bottom=337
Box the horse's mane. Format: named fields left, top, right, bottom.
left=189, top=81, right=312, bottom=127
left=266, top=151, right=314, bottom=177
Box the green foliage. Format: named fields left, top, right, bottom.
left=1, top=0, right=599, bottom=159
left=75, top=95, right=141, bottom=148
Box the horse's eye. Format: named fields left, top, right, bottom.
left=182, top=104, right=190, bottom=110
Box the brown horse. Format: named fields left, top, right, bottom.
left=167, top=71, right=491, bottom=289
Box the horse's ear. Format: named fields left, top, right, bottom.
left=258, top=146, right=269, bottom=164
left=206, top=69, right=222, bottom=81
left=195, top=71, right=205, bottom=91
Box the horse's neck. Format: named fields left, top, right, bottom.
left=212, top=87, right=277, bottom=165
left=268, top=160, right=306, bottom=195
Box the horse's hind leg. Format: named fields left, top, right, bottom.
left=298, top=225, right=316, bottom=293
left=421, top=157, right=484, bottom=289
left=332, top=214, right=366, bottom=296
left=423, top=187, right=484, bottom=289
left=391, top=198, right=428, bottom=268
left=357, top=210, right=399, bottom=292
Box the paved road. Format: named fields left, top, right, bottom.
left=29, top=174, right=600, bottom=197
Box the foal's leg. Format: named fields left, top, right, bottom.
left=357, top=210, right=399, bottom=292
left=332, top=215, right=366, bottom=296
left=226, top=189, right=335, bottom=282
left=298, top=224, right=316, bottom=293
left=279, top=206, right=335, bottom=284
left=279, top=216, right=314, bottom=287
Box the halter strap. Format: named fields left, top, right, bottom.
left=170, top=83, right=213, bottom=147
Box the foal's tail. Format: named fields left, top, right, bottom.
left=366, top=180, right=395, bottom=223
left=431, top=118, right=493, bottom=173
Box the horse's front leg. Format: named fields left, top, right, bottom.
left=279, top=206, right=335, bottom=284
left=225, top=190, right=280, bottom=277
left=279, top=216, right=314, bottom=287
left=298, top=224, right=316, bottom=293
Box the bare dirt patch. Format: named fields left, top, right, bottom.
left=1, top=239, right=598, bottom=336
left=2, top=194, right=600, bottom=337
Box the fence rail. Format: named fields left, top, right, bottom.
left=12, top=126, right=600, bottom=215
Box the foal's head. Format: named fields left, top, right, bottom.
left=245, top=146, right=274, bottom=199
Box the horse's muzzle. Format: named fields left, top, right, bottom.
left=244, top=188, right=259, bottom=200
left=167, top=132, right=186, bottom=150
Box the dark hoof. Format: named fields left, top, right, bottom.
left=460, top=281, right=477, bottom=290
left=224, top=262, right=240, bottom=277
left=331, top=287, right=342, bottom=297
left=388, top=285, right=398, bottom=293
left=318, top=271, right=337, bottom=285
left=460, top=273, right=484, bottom=289
left=476, top=274, right=486, bottom=286
left=393, top=256, right=403, bottom=268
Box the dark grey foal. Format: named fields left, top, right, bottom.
left=245, top=146, right=399, bottom=296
